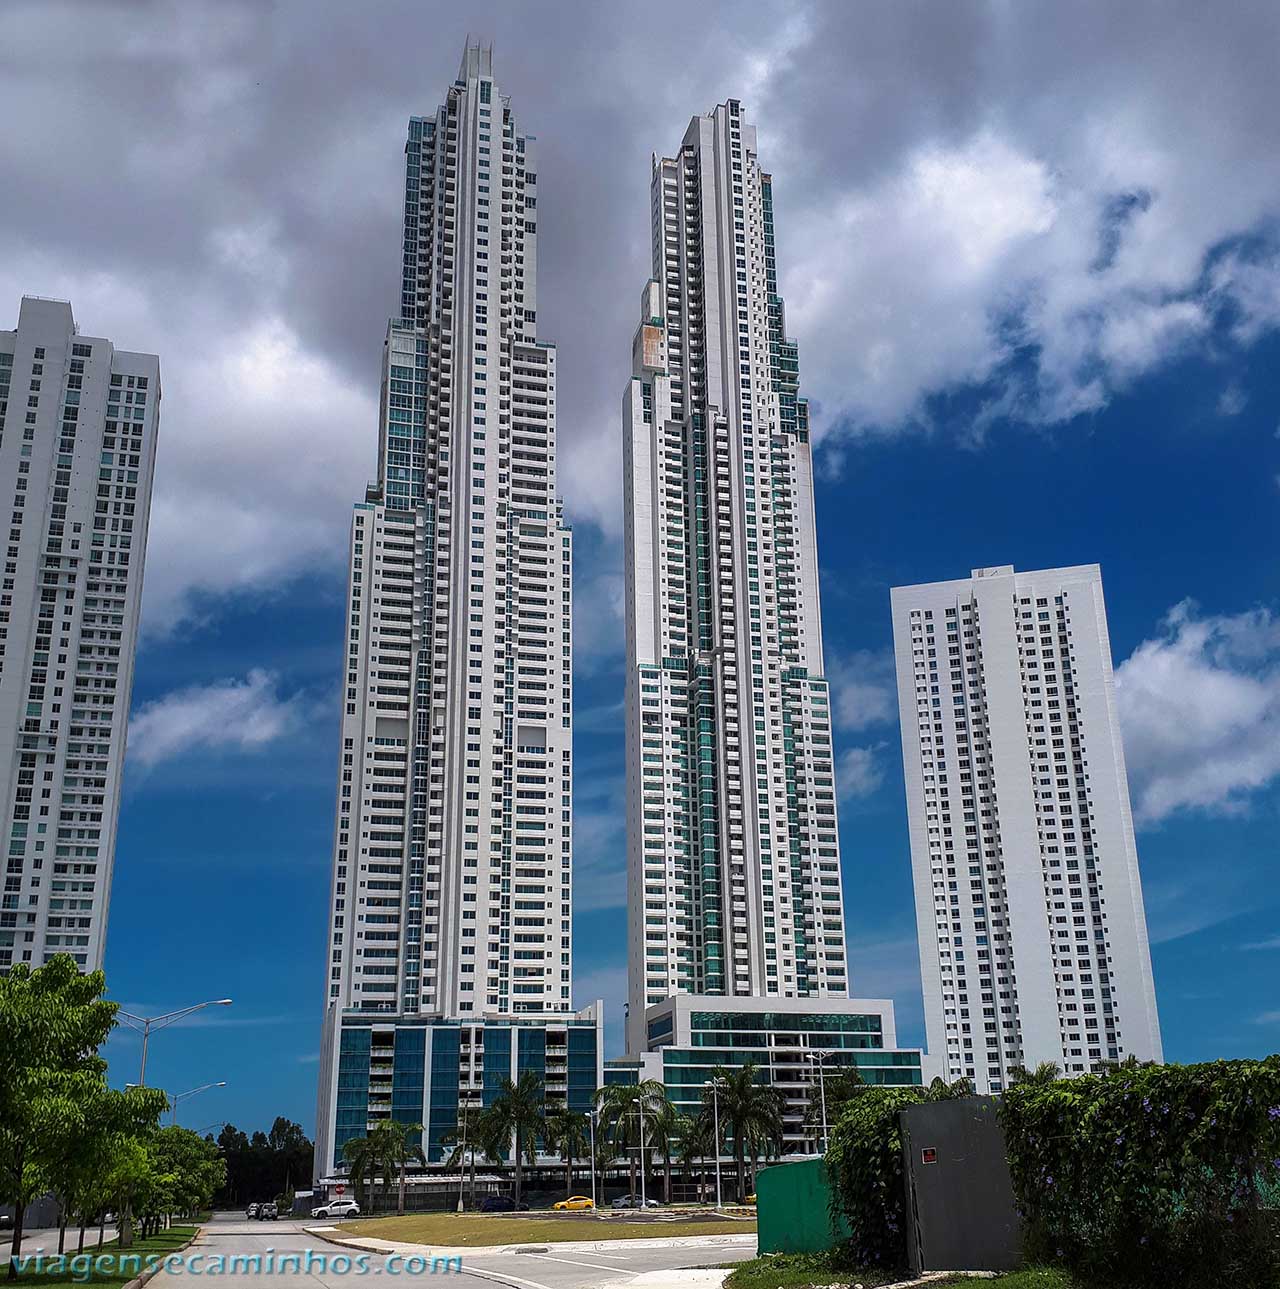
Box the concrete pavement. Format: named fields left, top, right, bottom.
left=141, top=1213, right=752, bottom=1289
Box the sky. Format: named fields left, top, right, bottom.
left=2, top=0, right=1278, bottom=1137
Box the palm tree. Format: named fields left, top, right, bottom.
left=1008, top=1061, right=1061, bottom=1088
left=595, top=1080, right=668, bottom=1201
left=544, top=1107, right=590, bottom=1199
left=483, top=1071, right=545, bottom=1207
left=441, top=1103, right=491, bottom=1210
left=672, top=1113, right=714, bottom=1204
left=703, top=1063, right=783, bottom=1203
left=375, top=1120, right=425, bottom=1215
left=341, top=1135, right=378, bottom=1211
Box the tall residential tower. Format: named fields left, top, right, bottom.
left=622, top=100, right=850, bottom=1054
left=891, top=564, right=1162, bottom=1093
left=0, top=297, right=159, bottom=973
left=315, top=44, right=599, bottom=1186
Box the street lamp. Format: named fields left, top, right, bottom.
left=116, top=999, right=233, bottom=1085
left=806, top=1050, right=831, bottom=1154
left=457, top=1101, right=468, bottom=1214
left=709, top=1076, right=725, bottom=1211
left=171, top=1081, right=227, bottom=1126
left=588, top=1108, right=598, bottom=1211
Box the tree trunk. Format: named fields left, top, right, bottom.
left=736, top=1144, right=746, bottom=1204
left=398, top=1159, right=407, bottom=1216
left=78, top=1217, right=87, bottom=1255
left=663, top=1152, right=671, bottom=1204
left=469, top=1149, right=477, bottom=1210
left=513, top=1136, right=523, bottom=1207
left=97, top=1212, right=105, bottom=1249
left=7, top=1200, right=25, bottom=1284
left=58, top=1204, right=67, bottom=1255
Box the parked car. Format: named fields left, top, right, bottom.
left=745, top=1193, right=757, bottom=1205
left=245, top=1203, right=260, bottom=1219
left=478, top=1194, right=527, bottom=1213
left=310, top=1198, right=361, bottom=1220
left=258, top=1202, right=278, bottom=1221
left=552, top=1195, right=594, bottom=1211
left=0, top=1214, right=13, bottom=1231
left=611, top=1195, right=637, bottom=1209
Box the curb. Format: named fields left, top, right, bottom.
left=119, top=1224, right=202, bottom=1289
left=303, top=1225, right=757, bottom=1259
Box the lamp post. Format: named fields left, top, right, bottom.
left=638, top=1096, right=647, bottom=1208
left=805, top=1050, right=831, bottom=1153
left=116, top=999, right=233, bottom=1085
left=170, top=1081, right=227, bottom=1126
left=709, top=1077, right=724, bottom=1211
left=588, top=1108, right=597, bottom=1210
left=457, top=1101, right=467, bottom=1214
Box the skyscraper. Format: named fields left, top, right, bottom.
left=891, top=564, right=1163, bottom=1093
left=621, top=100, right=850, bottom=1054
left=315, top=44, right=599, bottom=1186
left=0, top=296, right=159, bottom=973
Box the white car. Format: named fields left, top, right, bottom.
left=311, top=1198, right=361, bottom=1219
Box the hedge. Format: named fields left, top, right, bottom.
left=999, top=1056, right=1280, bottom=1287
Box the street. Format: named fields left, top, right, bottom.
left=142, top=1212, right=755, bottom=1289
left=0, top=1224, right=119, bottom=1265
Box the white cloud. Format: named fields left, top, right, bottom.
left=1241, top=936, right=1280, bottom=952
left=828, top=650, right=898, bottom=731
left=127, top=668, right=307, bottom=769
left=1115, top=600, right=1280, bottom=824
left=1217, top=384, right=1248, bottom=417
left=836, top=744, right=886, bottom=802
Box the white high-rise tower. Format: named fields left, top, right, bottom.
left=891, top=564, right=1163, bottom=1093
left=315, top=44, right=599, bottom=1185
left=0, top=297, right=160, bottom=973
left=621, top=100, right=849, bottom=1054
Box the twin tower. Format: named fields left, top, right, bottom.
left=313, top=43, right=1161, bottom=1184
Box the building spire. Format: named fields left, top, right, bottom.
left=458, top=36, right=493, bottom=83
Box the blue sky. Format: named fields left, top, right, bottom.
left=1, top=0, right=1277, bottom=1136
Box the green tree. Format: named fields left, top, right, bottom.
left=0, top=956, right=130, bottom=1277
left=482, top=1071, right=545, bottom=1207
left=672, top=1113, right=715, bottom=1204
left=702, top=1063, right=783, bottom=1203
left=341, top=1134, right=379, bottom=1211
left=1007, top=1061, right=1061, bottom=1088
left=544, top=1107, right=590, bottom=1199
left=441, top=1103, right=496, bottom=1210
left=595, top=1079, right=669, bottom=1201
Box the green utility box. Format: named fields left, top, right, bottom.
left=756, top=1157, right=851, bottom=1255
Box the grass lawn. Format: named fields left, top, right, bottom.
left=726, top=1253, right=1081, bottom=1289
left=335, top=1212, right=756, bottom=1247
left=724, top=1251, right=907, bottom=1289
left=8, top=1225, right=199, bottom=1288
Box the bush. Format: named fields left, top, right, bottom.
left=999, top=1056, right=1280, bottom=1288
left=823, top=1086, right=924, bottom=1267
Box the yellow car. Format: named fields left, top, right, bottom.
left=746, top=1194, right=757, bottom=1205
left=553, top=1195, right=595, bottom=1211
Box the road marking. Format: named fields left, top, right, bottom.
left=523, top=1253, right=632, bottom=1274
left=458, top=1266, right=555, bottom=1289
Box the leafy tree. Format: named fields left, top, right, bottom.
left=544, top=1107, right=590, bottom=1199
left=215, top=1119, right=312, bottom=1206
left=482, top=1071, right=545, bottom=1207
left=0, top=956, right=128, bottom=1277
left=701, top=1063, right=783, bottom=1203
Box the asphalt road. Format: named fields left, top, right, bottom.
left=143, top=1212, right=755, bottom=1289
left=0, top=1224, right=119, bottom=1264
